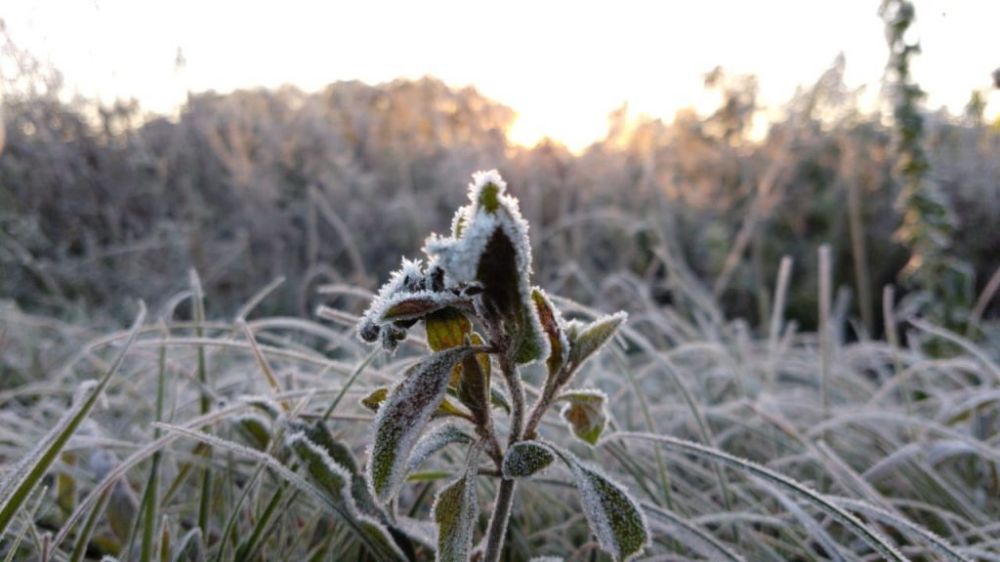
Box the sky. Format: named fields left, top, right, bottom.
left=3, top=0, right=999, bottom=151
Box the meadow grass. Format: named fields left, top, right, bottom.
left=1, top=240, right=998, bottom=561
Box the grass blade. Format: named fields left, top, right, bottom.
left=608, top=432, right=907, bottom=562
left=0, top=303, right=146, bottom=538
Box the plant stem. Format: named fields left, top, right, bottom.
left=483, top=353, right=525, bottom=562
left=499, top=354, right=525, bottom=445
left=483, top=477, right=516, bottom=562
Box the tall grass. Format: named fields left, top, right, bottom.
left=1, top=244, right=998, bottom=560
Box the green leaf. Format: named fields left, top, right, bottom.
left=433, top=448, right=481, bottom=562
left=366, top=384, right=472, bottom=420
left=235, top=414, right=271, bottom=450
left=559, top=390, right=609, bottom=446
left=367, top=347, right=476, bottom=503
left=455, top=334, right=491, bottom=422
left=406, top=424, right=473, bottom=474
left=0, top=304, right=146, bottom=538
left=287, top=432, right=353, bottom=506
left=300, top=422, right=381, bottom=518
left=502, top=441, right=555, bottom=479
left=568, top=312, right=627, bottom=371
left=360, top=387, right=389, bottom=412
left=490, top=386, right=512, bottom=414
left=559, top=450, right=649, bottom=562
left=357, top=518, right=408, bottom=562
left=425, top=308, right=472, bottom=352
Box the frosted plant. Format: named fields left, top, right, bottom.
left=356, top=171, right=648, bottom=561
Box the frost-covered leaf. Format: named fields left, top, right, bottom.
left=367, top=385, right=471, bottom=420
left=423, top=170, right=548, bottom=365
left=567, top=312, right=628, bottom=371
left=528, top=557, right=564, bottom=562
left=234, top=413, right=271, bottom=450
left=432, top=448, right=480, bottom=562
left=490, top=386, right=512, bottom=414
left=297, top=421, right=381, bottom=517
left=381, top=293, right=464, bottom=323
left=392, top=515, right=439, bottom=551
left=407, top=424, right=474, bottom=474
left=361, top=387, right=389, bottom=412
left=358, top=517, right=409, bottom=562
left=502, top=441, right=555, bottom=479
left=557, top=449, right=649, bottom=562
left=559, top=390, right=609, bottom=446
left=358, top=258, right=426, bottom=340
left=241, top=395, right=282, bottom=419
left=358, top=258, right=468, bottom=352
left=287, top=432, right=353, bottom=507
left=367, top=347, right=476, bottom=503
left=532, top=288, right=569, bottom=378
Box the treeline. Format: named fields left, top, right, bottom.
left=1, top=66, right=998, bottom=329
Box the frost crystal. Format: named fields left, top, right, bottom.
left=286, top=431, right=356, bottom=510
left=356, top=257, right=471, bottom=352
left=567, top=456, right=649, bottom=562
left=366, top=347, right=475, bottom=502
left=406, top=423, right=473, bottom=473
left=432, top=448, right=481, bottom=562
left=567, top=311, right=628, bottom=371
left=422, top=170, right=549, bottom=364
left=502, top=441, right=556, bottom=479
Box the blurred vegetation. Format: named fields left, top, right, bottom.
left=1, top=34, right=998, bottom=336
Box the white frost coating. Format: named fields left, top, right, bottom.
left=366, top=347, right=474, bottom=503
left=565, top=453, right=650, bottom=562
left=528, top=557, right=565, bottom=562
left=449, top=204, right=473, bottom=237
left=502, top=441, right=555, bottom=479
left=286, top=431, right=360, bottom=512
left=406, top=423, right=473, bottom=473
left=240, top=395, right=282, bottom=419
left=559, top=388, right=608, bottom=402
left=357, top=515, right=409, bottom=561
left=234, top=412, right=272, bottom=432
left=568, top=311, right=629, bottom=370
left=469, top=169, right=507, bottom=199
left=394, top=515, right=439, bottom=549
left=376, top=289, right=463, bottom=322
left=359, top=257, right=426, bottom=326
left=423, top=212, right=500, bottom=286
left=423, top=170, right=550, bottom=363
left=432, top=446, right=481, bottom=562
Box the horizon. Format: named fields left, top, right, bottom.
left=3, top=0, right=1000, bottom=151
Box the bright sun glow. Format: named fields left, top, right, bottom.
left=4, top=0, right=999, bottom=152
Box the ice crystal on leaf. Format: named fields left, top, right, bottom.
left=422, top=170, right=548, bottom=364
left=559, top=389, right=609, bottom=446
left=502, top=441, right=555, bottom=479
left=366, top=347, right=475, bottom=503
left=550, top=447, right=649, bottom=562
left=432, top=447, right=481, bottom=562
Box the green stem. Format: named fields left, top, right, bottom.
left=483, top=354, right=525, bottom=562
left=483, top=477, right=517, bottom=562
